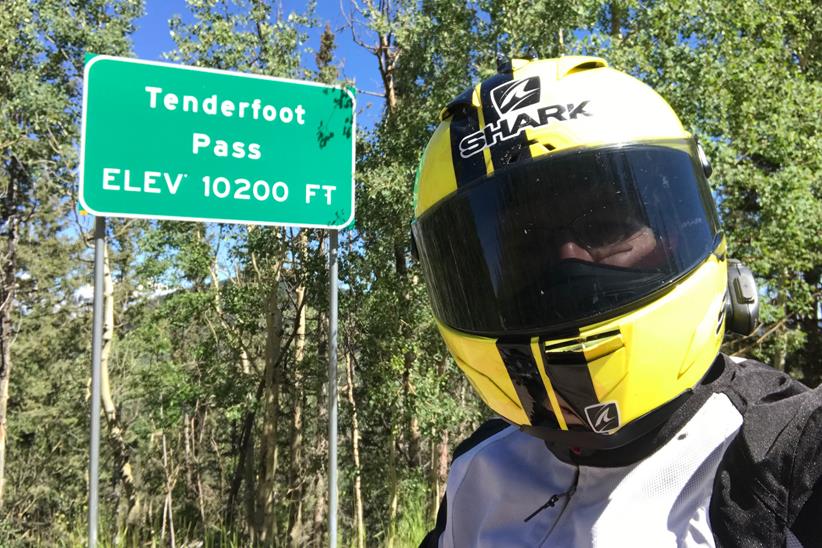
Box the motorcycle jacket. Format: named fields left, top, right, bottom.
left=421, top=355, right=822, bottom=547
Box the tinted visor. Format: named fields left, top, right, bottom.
left=413, top=140, right=720, bottom=335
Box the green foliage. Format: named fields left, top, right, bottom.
left=1, top=0, right=143, bottom=544
left=391, top=480, right=429, bottom=547
left=582, top=0, right=821, bottom=372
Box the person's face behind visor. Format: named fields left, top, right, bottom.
left=559, top=224, right=663, bottom=268
left=519, top=197, right=668, bottom=271
left=497, top=159, right=674, bottom=321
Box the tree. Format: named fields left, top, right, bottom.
left=582, top=0, right=821, bottom=376
left=165, top=1, right=332, bottom=544
left=0, top=0, right=141, bottom=533
left=341, top=1, right=486, bottom=543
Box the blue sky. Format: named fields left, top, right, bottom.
left=131, top=1, right=384, bottom=128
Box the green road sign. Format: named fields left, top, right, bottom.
left=79, top=55, right=355, bottom=228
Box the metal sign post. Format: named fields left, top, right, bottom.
left=80, top=55, right=355, bottom=547
left=328, top=229, right=339, bottom=547
left=88, top=216, right=105, bottom=547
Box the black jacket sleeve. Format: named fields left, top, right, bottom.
left=710, top=357, right=822, bottom=547
left=788, top=402, right=822, bottom=546
left=791, top=476, right=822, bottom=547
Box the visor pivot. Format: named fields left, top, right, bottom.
left=696, top=140, right=712, bottom=178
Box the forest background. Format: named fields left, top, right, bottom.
left=1, top=0, right=820, bottom=546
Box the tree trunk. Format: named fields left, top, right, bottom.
left=799, top=267, right=822, bottom=385
left=287, top=396, right=304, bottom=546
left=345, top=351, right=366, bottom=548
left=243, top=427, right=256, bottom=539
left=160, top=429, right=177, bottom=548
left=311, top=470, right=326, bottom=547
left=209, top=256, right=252, bottom=375
left=99, top=246, right=141, bottom=529
left=773, top=288, right=788, bottom=371
left=287, top=275, right=307, bottom=546
left=0, top=161, right=19, bottom=509
left=224, top=378, right=263, bottom=531
left=431, top=431, right=449, bottom=521
left=190, top=410, right=207, bottom=527
left=387, top=430, right=399, bottom=548
left=403, top=355, right=422, bottom=467
left=256, top=273, right=283, bottom=543
left=430, top=356, right=449, bottom=520
left=397, top=242, right=421, bottom=468
left=0, top=221, right=14, bottom=510
left=610, top=1, right=623, bottom=38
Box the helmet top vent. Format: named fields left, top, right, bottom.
left=558, top=57, right=608, bottom=79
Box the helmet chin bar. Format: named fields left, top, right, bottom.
left=725, top=259, right=759, bottom=336
left=519, top=391, right=691, bottom=450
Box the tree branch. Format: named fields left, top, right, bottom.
left=730, top=315, right=792, bottom=357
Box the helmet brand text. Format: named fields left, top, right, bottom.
left=459, top=101, right=592, bottom=158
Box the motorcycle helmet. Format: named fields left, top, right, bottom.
left=412, top=56, right=730, bottom=449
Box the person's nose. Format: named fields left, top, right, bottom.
left=558, top=240, right=594, bottom=262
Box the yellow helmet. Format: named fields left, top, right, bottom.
left=412, top=57, right=728, bottom=449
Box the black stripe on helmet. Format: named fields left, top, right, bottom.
left=479, top=72, right=533, bottom=171
left=539, top=335, right=600, bottom=421
left=497, top=338, right=555, bottom=427
left=448, top=103, right=487, bottom=187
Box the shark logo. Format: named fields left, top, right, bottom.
left=583, top=401, right=620, bottom=433
left=459, top=74, right=591, bottom=158
left=491, top=76, right=541, bottom=116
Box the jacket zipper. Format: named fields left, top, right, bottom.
left=524, top=468, right=580, bottom=544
